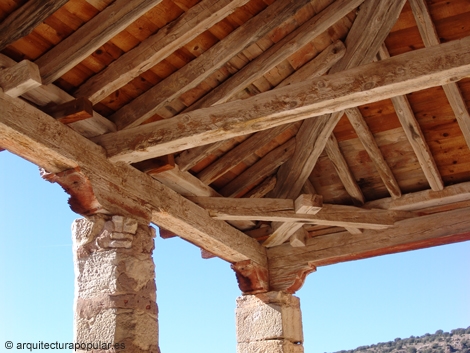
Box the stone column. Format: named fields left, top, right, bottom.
left=72, top=215, right=159, bottom=353
left=236, top=291, right=304, bottom=353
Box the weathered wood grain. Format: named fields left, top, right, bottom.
left=0, top=91, right=267, bottom=267
left=409, top=0, right=470, bottom=149
left=94, top=36, right=470, bottom=164
left=75, top=0, right=250, bottom=103
left=111, top=0, right=312, bottom=130
left=36, top=0, right=163, bottom=84
left=188, top=0, right=364, bottom=109
left=0, top=0, right=69, bottom=51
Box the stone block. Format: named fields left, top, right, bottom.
left=236, top=292, right=303, bottom=344
left=237, top=340, right=304, bottom=353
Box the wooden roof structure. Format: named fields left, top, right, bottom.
left=1, top=0, right=470, bottom=294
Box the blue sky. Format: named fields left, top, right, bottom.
left=1, top=151, right=469, bottom=353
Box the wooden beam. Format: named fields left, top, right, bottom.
left=0, top=0, right=69, bottom=51
left=150, top=164, right=255, bottom=231
left=188, top=0, right=364, bottom=109
left=378, top=44, right=443, bottom=191
left=325, top=134, right=365, bottom=205
left=366, top=181, right=470, bottom=211
left=43, top=97, right=94, bottom=124
left=409, top=0, right=470, bottom=149
left=197, top=124, right=293, bottom=185
left=110, top=0, right=312, bottom=129
left=0, top=54, right=114, bottom=138
left=268, top=0, right=406, bottom=200
left=75, top=0, right=250, bottom=103
left=189, top=197, right=412, bottom=230
left=245, top=176, right=277, bottom=199
left=0, top=60, right=41, bottom=97
left=93, top=36, right=470, bottom=164
left=0, top=91, right=267, bottom=267
left=263, top=194, right=323, bottom=248
left=345, top=107, right=401, bottom=198
left=181, top=40, right=345, bottom=175
left=220, top=138, right=296, bottom=197
left=268, top=207, right=470, bottom=291
left=35, top=0, right=163, bottom=84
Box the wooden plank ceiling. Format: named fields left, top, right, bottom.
left=1, top=0, right=470, bottom=273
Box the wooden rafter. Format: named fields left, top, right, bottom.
left=188, top=197, right=413, bottom=230
left=377, top=43, right=444, bottom=191
left=36, top=0, right=163, bottom=84
left=0, top=60, right=41, bottom=97
left=93, top=36, right=470, bottom=164
left=409, top=0, right=470, bottom=150
left=110, top=0, right=312, bottom=130
left=187, top=0, right=365, bottom=110
left=0, top=0, right=69, bottom=51
left=74, top=0, right=251, bottom=104
left=0, top=91, right=267, bottom=267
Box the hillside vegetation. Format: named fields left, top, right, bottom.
left=334, top=327, right=470, bottom=353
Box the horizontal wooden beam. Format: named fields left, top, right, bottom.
left=0, top=91, right=267, bottom=267
left=111, top=0, right=312, bottom=130
left=0, top=0, right=69, bottom=51
left=0, top=60, right=41, bottom=97
left=75, top=0, right=250, bottom=103
left=93, top=36, right=470, bottom=164
left=36, top=0, right=163, bottom=84
left=366, top=181, right=470, bottom=211
left=188, top=197, right=413, bottom=230
left=268, top=207, right=470, bottom=291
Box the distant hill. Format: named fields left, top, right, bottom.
left=333, top=327, right=470, bottom=353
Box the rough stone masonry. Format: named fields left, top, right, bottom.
left=72, top=215, right=159, bottom=353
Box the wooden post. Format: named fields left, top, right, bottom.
left=72, top=215, right=159, bottom=353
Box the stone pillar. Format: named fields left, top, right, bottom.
left=72, top=215, right=159, bottom=353
left=236, top=291, right=304, bottom=353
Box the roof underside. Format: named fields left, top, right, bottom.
left=1, top=0, right=470, bottom=278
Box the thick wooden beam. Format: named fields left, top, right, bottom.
left=0, top=0, right=69, bottom=51
left=93, top=36, right=470, bottom=164
left=268, top=207, right=470, bottom=291
left=409, top=0, right=470, bottom=149
left=43, top=97, right=94, bottom=124
left=35, top=0, right=163, bottom=84
left=183, top=40, right=345, bottom=175
left=245, top=176, right=277, bottom=199
left=189, top=197, right=412, bottom=230
left=75, top=0, right=250, bottom=103
left=220, top=139, right=296, bottom=197
left=188, top=0, right=364, bottom=109
left=366, top=181, right=470, bottom=211
left=111, top=0, right=312, bottom=130
left=345, top=107, right=401, bottom=198
left=153, top=165, right=255, bottom=230
left=0, top=54, right=114, bottom=138
left=378, top=44, right=443, bottom=191
left=0, top=91, right=267, bottom=267
left=269, top=0, right=407, bottom=200
left=0, top=60, right=41, bottom=97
